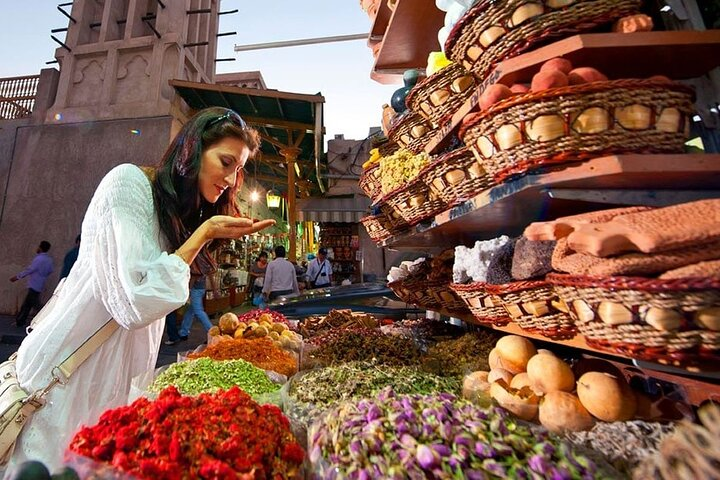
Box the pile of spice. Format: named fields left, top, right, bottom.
left=564, top=420, right=673, bottom=476
left=308, top=388, right=616, bottom=479
left=148, top=358, right=280, bottom=398
left=302, top=329, right=422, bottom=368
left=188, top=337, right=298, bottom=377
left=237, top=308, right=292, bottom=328
left=286, top=361, right=462, bottom=429
left=299, top=309, right=379, bottom=339
left=68, top=386, right=304, bottom=479
left=422, top=331, right=498, bottom=376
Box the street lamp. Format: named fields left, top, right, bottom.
left=266, top=189, right=281, bottom=208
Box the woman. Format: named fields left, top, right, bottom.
left=8, top=107, right=274, bottom=471
left=248, top=250, right=268, bottom=297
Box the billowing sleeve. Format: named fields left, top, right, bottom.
left=91, top=164, right=190, bottom=330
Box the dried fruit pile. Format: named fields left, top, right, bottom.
left=188, top=337, right=298, bottom=378
left=299, top=309, right=379, bottom=339
left=68, top=386, right=304, bottom=480
left=209, top=311, right=302, bottom=352
left=308, top=388, right=614, bottom=479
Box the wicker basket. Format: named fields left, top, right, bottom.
left=383, top=176, right=448, bottom=226
left=360, top=213, right=393, bottom=243
left=379, top=203, right=409, bottom=230
left=424, top=147, right=495, bottom=205
left=388, top=279, right=418, bottom=305
left=359, top=164, right=383, bottom=203
left=377, top=140, right=400, bottom=157
left=460, top=79, right=695, bottom=182
left=406, top=63, right=478, bottom=128
left=389, top=278, right=443, bottom=310
left=450, top=282, right=511, bottom=326
left=445, top=0, right=641, bottom=83
left=387, top=111, right=435, bottom=154
left=431, top=280, right=471, bottom=315
left=484, top=280, right=577, bottom=339
left=549, top=274, right=720, bottom=366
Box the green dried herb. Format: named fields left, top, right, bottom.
left=149, top=357, right=280, bottom=397
left=423, top=331, right=498, bottom=376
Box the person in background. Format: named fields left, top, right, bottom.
left=163, top=310, right=181, bottom=345
left=170, top=273, right=219, bottom=345
left=10, top=240, right=54, bottom=327
left=59, top=234, right=81, bottom=279
left=7, top=107, right=274, bottom=471
left=306, top=247, right=332, bottom=289
left=248, top=250, right=268, bottom=296
left=262, top=245, right=299, bottom=301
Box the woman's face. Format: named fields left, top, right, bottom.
left=198, top=136, right=249, bottom=203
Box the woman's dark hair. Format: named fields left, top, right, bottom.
left=257, top=251, right=268, bottom=260
left=152, top=107, right=261, bottom=275
left=274, top=245, right=286, bottom=258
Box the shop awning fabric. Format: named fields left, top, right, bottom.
left=297, top=196, right=371, bottom=223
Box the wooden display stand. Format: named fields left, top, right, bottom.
left=319, top=223, right=362, bottom=284
left=366, top=1, right=720, bottom=399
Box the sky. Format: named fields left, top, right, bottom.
left=0, top=0, right=399, bottom=142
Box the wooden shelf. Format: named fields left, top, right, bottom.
left=370, top=0, right=444, bottom=85
left=379, top=154, right=720, bottom=249
left=368, top=0, right=393, bottom=46
left=423, top=30, right=720, bottom=154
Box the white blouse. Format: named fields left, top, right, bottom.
left=8, top=164, right=190, bottom=472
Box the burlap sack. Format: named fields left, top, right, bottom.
left=552, top=238, right=720, bottom=277
left=568, top=199, right=720, bottom=257
left=659, top=259, right=720, bottom=280
left=524, top=206, right=652, bottom=241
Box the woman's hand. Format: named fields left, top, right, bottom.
left=203, top=216, right=276, bottom=241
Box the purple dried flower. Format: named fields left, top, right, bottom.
left=529, top=454, right=552, bottom=475
left=416, top=444, right=436, bottom=469
left=550, top=467, right=573, bottom=480
left=453, top=434, right=472, bottom=447
left=349, top=440, right=363, bottom=457
left=423, top=423, right=435, bottom=437
left=366, top=404, right=382, bottom=421
left=491, top=442, right=513, bottom=457
left=357, top=469, right=371, bottom=480
left=455, top=445, right=471, bottom=462
left=400, top=434, right=416, bottom=448
left=482, top=460, right=507, bottom=477
left=309, top=445, right=322, bottom=463
left=474, top=441, right=496, bottom=458
left=534, top=441, right=556, bottom=457
left=466, top=470, right=488, bottom=480
left=431, top=444, right=452, bottom=458
left=439, top=421, right=453, bottom=441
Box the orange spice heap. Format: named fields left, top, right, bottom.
left=188, top=337, right=298, bottom=378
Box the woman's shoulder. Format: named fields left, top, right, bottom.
left=92, top=164, right=154, bottom=210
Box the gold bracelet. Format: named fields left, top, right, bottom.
left=174, top=250, right=191, bottom=265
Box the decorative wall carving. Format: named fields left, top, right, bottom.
left=68, top=57, right=105, bottom=107
left=114, top=52, right=151, bottom=103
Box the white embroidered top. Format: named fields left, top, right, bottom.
left=8, top=164, right=190, bottom=471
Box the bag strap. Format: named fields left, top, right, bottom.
left=55, top=318, right=119, bottom=381
left=34, top=318, right=118, bottom=400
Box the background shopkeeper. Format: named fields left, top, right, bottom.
left=306, top=247, right=332, bottom=288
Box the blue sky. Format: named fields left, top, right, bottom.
left=0, top=0, right=398, bottom=141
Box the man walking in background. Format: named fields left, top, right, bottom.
left=60, top=234, right=81, bottom=279
left=306, top=247, right=332, bottom=289
left=10, top=240, right=54, bottom=327
left=263, top=245, right=299, bottom=301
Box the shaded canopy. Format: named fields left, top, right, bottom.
left=171, top=79, right=325, bottom=198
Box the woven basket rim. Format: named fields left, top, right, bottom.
left=484, top=280, right=550, bottom=294
left=449, top=281, right=491, bottom=292
left=547, top=273, right=720, bottom=292
left=387, top=111, right=428, bottom=139
left=360, top=213, right=387, bottom=223
left=378, top=168, right=429, bottom=205
left=360, top=163, right=380, bottom=175
left=405, top=63, right=467, bottom=108
left=419, top=146, right=472, bottom=177
left=444, top=0, right=495, bottom=55
left=458, top=79, right=694, bottom=139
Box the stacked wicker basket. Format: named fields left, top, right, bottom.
left=360, top=0, right=719, bottom=371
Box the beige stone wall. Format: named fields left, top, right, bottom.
left=0, top=116, right=172, bottom=314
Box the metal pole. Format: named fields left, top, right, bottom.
left=234, top=33, right=366, bottom=52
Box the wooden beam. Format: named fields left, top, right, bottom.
left=170, top=79, right=325, bottom=103
left=292, top=131, right=306, bottom=148
left=244, top=116, right=315, bottom=132
left=258, top=132, right=289, bottom=150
